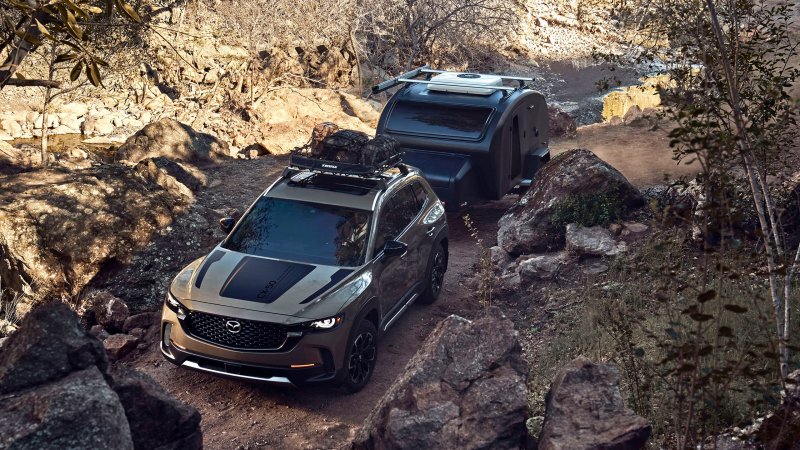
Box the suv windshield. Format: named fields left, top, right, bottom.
left=222, top=197, right=371, bottom=267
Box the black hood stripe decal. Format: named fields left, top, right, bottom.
left=219, top=256, right=315, bottom=304
left=195, top=250, right=225, bottom=288
left=298, top=269, right=354, bottom=304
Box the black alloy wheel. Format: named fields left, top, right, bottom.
left=418, top=243, right=447, bottom=304
left=342, top=320, right=377, bottom=393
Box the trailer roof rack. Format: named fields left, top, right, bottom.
left=371, top=64, right=533, bottom=95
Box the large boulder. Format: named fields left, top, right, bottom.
left=111, top=367, right=203, bottom=450
left=497, top=149, right=643, bottom=255
left=352, top=309, right=528, bottom=450
left=539, top=356, right=651, bottom=450
left=0, top=302, right=202, bottom=450
left=548, top=106, right=577, bottom=138
left=0, top=164, right=187, bottom=313
left=0, top=366, right=134, bottom=450
left=0, top=302, right=107, bottom=395
left=116, top=118, right=228, bottom=163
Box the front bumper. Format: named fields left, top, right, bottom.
left=160, top=303, right=350, bottom=386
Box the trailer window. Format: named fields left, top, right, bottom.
left=387, top=101, right=493, bottom=140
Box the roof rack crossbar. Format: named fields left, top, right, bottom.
left=371, top=65, right=533, bottom=94
left=397, top=78, right=516, bottom=92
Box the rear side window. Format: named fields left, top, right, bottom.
left=411, top=181, right=429, bottom=208
left=374, top=185, right=422, bottom=251
left=386, top=100, right=494, bottom=140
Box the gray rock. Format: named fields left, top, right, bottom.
left=498, top=149, right=642, bottom=256
left=104, top=334, right=139, bottom=361
left=518, top=252, right=566, bottom=282
left=565, top=224, right=626, bottom=257
left=623, top=222, right=649, bottom=234
left=123, top=312, right=159, bottom=333
left=90, top=291, right=130, bottom=333
left=0, top=302, right=107, bottom=395
left=94, top=117, right=115, bottom=134
left=110, top=366, right=202, bottom=450
left=353, top=308, right=528, bottom=449
left=90, top=324, right=110, bottom=341
left=0, top=367, right=134, bottom=450
left=539, top=356, right=651, bottom=450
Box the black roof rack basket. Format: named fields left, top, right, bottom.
left=288, top=147, right=404, bottom=178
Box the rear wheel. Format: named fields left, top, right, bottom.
left=341, top=319, right=377, bottom=393
left=418, top=242, right=447, bottom=305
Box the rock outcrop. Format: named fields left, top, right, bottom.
left=0, top=163, right=189, bottom=314
left=115, top=118, right=228, bottom=163
left=353, top=309, right=528, bottom=450
left=538, top=356, right=651, bottom=450
left=548, top=107, right=577, bottom=138
left=497, top=149, right=642, bottom=255
left=0, top=302, right=202, bottom=450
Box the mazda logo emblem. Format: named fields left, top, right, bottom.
left=225, top=320, right=241, bottom=334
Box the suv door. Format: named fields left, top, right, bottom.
left=373, top=183, right=425, bottom=323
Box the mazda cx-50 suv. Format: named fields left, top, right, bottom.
left=160, top=164, right=448, bottom=392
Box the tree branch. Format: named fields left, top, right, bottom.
left=4, top=78, right=61, bottom=88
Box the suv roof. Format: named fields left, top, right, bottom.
left=266, top=166, right=419, bottom=211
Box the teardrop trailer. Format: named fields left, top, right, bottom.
left=371, top=65, right=551, bottom=209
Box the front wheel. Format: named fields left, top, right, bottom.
left=341, top=319, right=378, bottom=393
left=418, top=242, right=447, bottom=305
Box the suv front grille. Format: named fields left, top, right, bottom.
left=184, top=311, right=289, bottom=350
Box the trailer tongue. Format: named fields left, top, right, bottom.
left=372, top=65, right=550, bottom=209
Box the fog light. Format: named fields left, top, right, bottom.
left=163, top=323, right=172, bottom=349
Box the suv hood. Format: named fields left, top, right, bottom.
left=171, top=248, right=366, bottom=319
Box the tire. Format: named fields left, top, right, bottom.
left=341, top=319, right=378, bottom=393
left=418, top=242, right=447, bottom=305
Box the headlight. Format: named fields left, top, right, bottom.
left=165, top=291, right=188, bottom=319
left=308, top=315, right=343, bottom=329
left=422, top=201, right=445, bottom=225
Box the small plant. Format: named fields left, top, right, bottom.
left=0, top=276, right=23, bottom=337
left=550, top=191, right=626, bottom=229
left=462, top=213, right=492, bottom=307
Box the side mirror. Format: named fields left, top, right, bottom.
left=219, top=217, right=235, bottom=233
left=382, top=240, right=408, bottom=259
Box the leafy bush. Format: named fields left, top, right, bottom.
left=550, top=191, right=626, bottom=229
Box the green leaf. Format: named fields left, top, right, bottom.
left=34, top=19, right=53, bottom=39
left=70, top=61, right=82, bottom=82
left=697, top=289, right=716, bottom=303
left=115, top=0, right=142, bottom=23
left=55, top=53, right=79, bottom=64
left=86, top=61, right=102, bottom=87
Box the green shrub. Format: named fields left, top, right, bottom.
left=550, top=191, right=626, bottom=229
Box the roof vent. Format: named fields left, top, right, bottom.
left=427, top=72, right=503, bottom=95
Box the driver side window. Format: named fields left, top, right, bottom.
left=374, top=185, right=419, bottom=252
